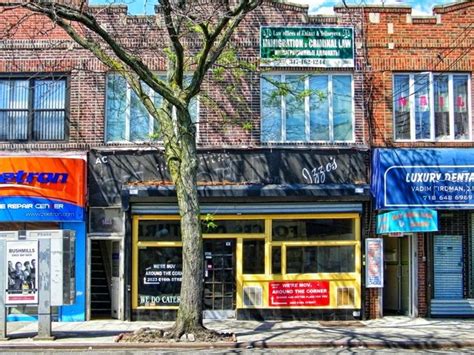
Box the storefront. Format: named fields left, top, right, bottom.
left=88, top=148, right=370, bottom=321
left=372, top=148, right=474, bottom=317
left=0, top=153, right=87, bottom=321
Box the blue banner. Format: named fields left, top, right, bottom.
left=372, top=148, right=474, bottom=209
left=376, top=209, right=438, bottom=234
left=0, top=196, right=84, bottom=222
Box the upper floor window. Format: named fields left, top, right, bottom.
left=106, top=74, right=198, bottom=143
left=261, top=74, right=354, bottom=143
left=394, top=73, right=471, bottom=141
left=0, top=76, right=67, bottom=141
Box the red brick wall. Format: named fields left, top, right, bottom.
left=0, top=1, right=368, bottom=151
left=351, top=2, right=474, bottom=147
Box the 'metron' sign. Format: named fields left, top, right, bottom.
left=0, top=156, right=86, bottom=221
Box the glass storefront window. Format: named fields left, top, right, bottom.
left=272, top=219, right=354, bottom=241
left=138, top=220, right=181, bottom=241
left=286, top=246, right=355, bottom=274
left=243, top=240, right=265, bottom=274
left=137, top=247, right=182, bottom=307
left=202, top=220, right=264, bottom=234
left=272, top=246, right=281, bottom=274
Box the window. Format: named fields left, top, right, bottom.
left=261, top=74, right=353, bottom=142
left=270, top=217, right=358, bottom=276
left=272, top=219, right=354, bottom=241
left=137, top=247, right=182, bottom=307
left=0, top=76, right=67, bottom=141
left=286, top=246, right=354, bottom=273
left=394, top=73, right=471, bottom=141
left=243, top=240, right=265, bottom=274
left=105, top=74, right=198, bottom=143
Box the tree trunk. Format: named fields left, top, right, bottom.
left=166, top=108, right=204, bottom=338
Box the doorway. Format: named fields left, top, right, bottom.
left=203, top=239, right=236, bottom=319
left=383, top=236, right=410, bottom=315
left=88, top=238, right=123, bottom=320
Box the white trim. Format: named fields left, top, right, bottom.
left=125, top=82, right=131, bottom=141
left=260, top=72, right=355, bottom=144
left=448, top=75, right=455, bottom=141
left=281, top=74, right=287, bottom=142
left=429, top=73, right=435, bottom=141
left=328, top=74, right=334, bottom=141
left=105, top=73, right=199, bottom=144
left=393, top=72, right=472, bottom=142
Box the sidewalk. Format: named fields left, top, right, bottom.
left=1, top=316, right=474, bottom=350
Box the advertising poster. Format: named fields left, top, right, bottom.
left=138, top=247, right=182, bottom=307
left=366, top=238, right=384, bottom=288
left=5, top=240, right=38, bottom=304
left=269, top=281, right=330, bottom=307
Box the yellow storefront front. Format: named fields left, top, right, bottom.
left=132, top=213, right=361, bottom=320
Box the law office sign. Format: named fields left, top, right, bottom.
left=376, top=209, right=438, bottom=234
left=260, top=26, right=354, bottom=67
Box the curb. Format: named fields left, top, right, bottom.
left=1, top=340, right=474, bottom=350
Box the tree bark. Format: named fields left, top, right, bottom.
left=165, top=108, right=204, bottom=337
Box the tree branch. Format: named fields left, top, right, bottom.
left=160, top=0, right=184, bottom=87
left=13, top=1, right=185, bottom=109
left=185, top=0, right=262, bottom=101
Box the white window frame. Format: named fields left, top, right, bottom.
left=105, top=74, right=199, bottom=144
left=393, top=72, right=472, bottom=142
left=260, top=72, right=355, bottom=143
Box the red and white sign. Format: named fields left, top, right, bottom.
left=268, top=281, right=330, bottom=307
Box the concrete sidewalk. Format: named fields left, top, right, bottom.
left=1, top=316, right=473, bottom=350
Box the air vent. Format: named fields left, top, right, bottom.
left=243, top=286, right=262, bottom=307
left=337, top=287, right=355, bottom=306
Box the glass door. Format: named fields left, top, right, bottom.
left=203, top=239, right=236, bottom=313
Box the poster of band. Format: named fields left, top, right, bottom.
left=5, top=240, right=38, bottom=304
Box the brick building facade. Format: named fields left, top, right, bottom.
left=0, top=0, right=472, bottom=322
left=360, top=1, right=474, bottom=318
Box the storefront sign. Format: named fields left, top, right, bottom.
left=5, top=240, right=38, bottom=304
left=89, top=149, right=368, bottom=206
left=260, top=27, right=354, bottom=67
left=138, top=247, right=182, bottom=307
left=376, top=209, right=438, bottom=234
left=269, top=281, right=330, bottom=307
left=0, top=156, right=86, bottom=221
left=372, top=148, right=474, bottom=209
left=365, top=238, right=383, bottom=288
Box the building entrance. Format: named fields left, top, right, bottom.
left=203, top=239, right=236, bottom=318
left=383, top=236, right=410, bottom=315
left=88, top=238, right=123, bottom=320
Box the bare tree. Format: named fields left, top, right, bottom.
left=0, top=0, right=261, bottom=338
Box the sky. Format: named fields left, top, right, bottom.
left=89, top=0, right=457, bottom=16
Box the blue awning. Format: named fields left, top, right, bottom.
left=372, top=148, right=474, bottom=210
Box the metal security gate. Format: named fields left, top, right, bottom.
left=433, top=235, right=463, bottom=299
